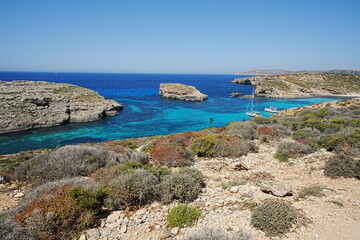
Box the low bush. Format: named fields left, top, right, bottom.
left=276, top=141, right=314, bottom=158
left=115, top=161, right=170, bottom=179
left=251, top=200, right=299, bottom=236
left=107, top=169, right=160, bottom=208
left=14, top=145, right=124, bottom=185
left=224, top=122, right=259, bottom=140
left=324, top=155, right=360, bottom=179
left=0, top=219, right=30, bottom=240
left=166, top=204, right=201, bottom=228
left=273, top=153, right=292, bottom=162
left=190, top=135, right=257, bottom=158
left=251, top=116, right=275, bottom=125
left=13, top=185, right=105, bottom=240
left=161, top=168, right=204, bottom=204
left=150, top=144, right=194, bottom=167
left=167, top=131, right=204, bottom=147
left=182, top=227, right=252, bottom=240
left=257, top=126, right=273, bottom=135
left=298, top=185, right=325, bottom=198
left=190, top=135, right=216, bottom=157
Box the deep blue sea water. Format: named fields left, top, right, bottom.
left=0, top=71, right=350, bottom=154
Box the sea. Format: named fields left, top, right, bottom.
left=0, top=71, right=350, bottom=154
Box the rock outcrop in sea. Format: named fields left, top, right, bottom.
left=159, top=83, right=208, bottom=101
left=0, top=80, right=124, bottom=134
left=232, top=73, right=360, bottom=98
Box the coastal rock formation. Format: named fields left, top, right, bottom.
left=0, top=80, right=124, bottom=134
left=234, top=69, right=360, bottom=75
left=229, top=92, right=242, bottom=98
left=159, top=83, right=208, bottom=101
left=232, top=73, right=360, bottom=98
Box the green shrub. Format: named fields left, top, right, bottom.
left=324, top=155, right=360, bottom=179
left=115, top=161, right=170, bottom=179
left=14, top=145, right=123, bottom=185
left=276, top=141, right=314, bottom=157
left=161, top=168, right=204, bottom=204
left=251, top=200, right=299, bottom=236
left=166, top=204, right=201, bottom=228
left=183, top=227, right=252, bottom=240
left=293, top=129, right=316, bottom=141
left=13, top=186, right=104, bottom=240
left=298, top=185, right=325, bottom=198
left=318, top=134, right=347, bottom=152
left=251, top=116, right=275, bottom=125
left=107, top=169, right=160, bottom=208
left=224, top=122, right=259, bottom=140
left=190, top=135, right=257, bottom=158
left=273, top=153, right=292, bottom=162
left=190, top=135, right=216, bottom=157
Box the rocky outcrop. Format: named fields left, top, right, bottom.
left=232, top=73, right=360, bottom=98
left=0, top=81, right=124, bottom=134
left=159, top=83, right=208, bottom=101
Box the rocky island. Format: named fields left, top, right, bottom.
left=232, top=73, right=360, bottom=98
left=159, top=83, right=208, bottom=101
left=0, top=80, right=124, bottom=133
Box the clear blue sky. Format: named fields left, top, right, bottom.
left=0, top=0, right=359, bottom=74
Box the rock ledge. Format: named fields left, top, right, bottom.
left=159, top=83, right=208, bottom=101
left=0, top=80, right=124, bottom=134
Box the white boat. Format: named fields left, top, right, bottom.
left=246, top=88, right=262, bottom=117
left=264, top=106, right=280, bottom=113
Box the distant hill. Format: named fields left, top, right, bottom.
left=235, top=69, right=360, bottom=75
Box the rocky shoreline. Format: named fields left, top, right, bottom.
left=232, top=73, right=360, bottom=98
left=0, top=80, right=124, bottom=134
left=159, top=83, right=208, bottom=101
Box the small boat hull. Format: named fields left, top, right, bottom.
left=246, top=112, right=262, bottom=117
left=264, top=107, right=280, bottom=113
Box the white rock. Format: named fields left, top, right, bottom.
left=120, top=224, right=127, bottom=233
left=13, top=192, right=24, bottom=198
left=171, top=227, right=180, bottom=235
left=79, top=234, right=86, bottom=240
left=230, top=186, right=240, bottom=193
left=136, top=208, right=147, bottom=216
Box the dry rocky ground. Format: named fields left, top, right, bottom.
left=1, top=139, right=359, bottom=240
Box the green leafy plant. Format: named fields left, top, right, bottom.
left=166, top=204, right=201, bottom=228
left=298, top=185, right=325, bottom=198
left=324, top=154, right=360, bottom=179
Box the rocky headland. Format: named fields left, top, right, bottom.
left=0, top=80, right=124, bottom=134
left=235, top=69, right=360, bottom=76
left=232, top=73, right=360, bottom=98
left=159, top=83, right=208, bottom=101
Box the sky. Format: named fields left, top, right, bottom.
left=0, top=0, right=359, bottom=74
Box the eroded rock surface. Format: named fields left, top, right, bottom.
left=0, top=80, right=124, bottom=133
left=159, top=83, right=208, bottom=101
left=232, top=73, right=360, bottom=98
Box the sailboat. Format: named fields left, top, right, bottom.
left=264, top=93, right=280, bottom=113
left=246, top=88, right=262, bottom=117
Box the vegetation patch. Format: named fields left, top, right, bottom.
left=251, top=200, right=300, bottom=236
left=161, top=168, right=204, bottom=204
left=166, top=204, right=201, bottom=228
left=183, top=227, right=252, bottom=240
left=298, top=185, right=325, bottom=198
left=324, top=154, right=360, bottom=179
left=150, top=144, right=194, bottom=167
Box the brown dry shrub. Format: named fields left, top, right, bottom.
left=150, top=144, right=193, bottom=167
left=167, top=131, right=204, bottom=147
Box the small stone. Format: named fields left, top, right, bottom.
left=171, top=227, right=179, bottom=235
left=120, top=224, right=127, bottom=233
left=230, top=186, right=240, bottom=193
left=155, top=225, right=161, bottom=229
left=86, top=228, right=101, bottom=239
left=13, top=192, right=24, bottom=198
left=79, top=234, right=86, bottom=240
left=136, top=208, right=147, bottom=216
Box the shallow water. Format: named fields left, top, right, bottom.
left=0, top=72, right=349, bottom=154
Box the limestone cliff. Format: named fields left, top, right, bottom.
left=232, top=73, right=360, bottom=98
left=159, top=83, right=208, bottom=101
left=0, top=80, right=124, bottom=134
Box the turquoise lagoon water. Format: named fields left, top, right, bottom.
left=0, top=72, right=349, bottom=154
